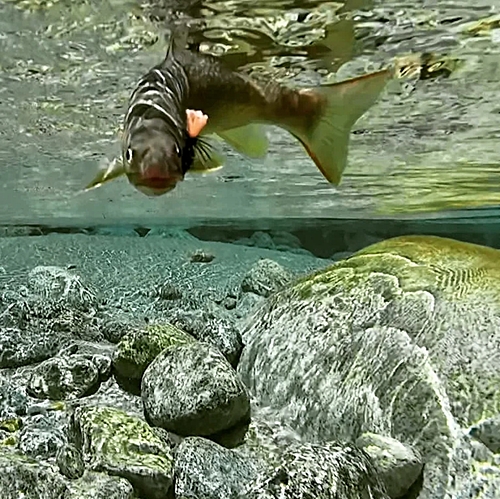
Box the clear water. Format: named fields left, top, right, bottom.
left=1, top=0, right=500, bottom=236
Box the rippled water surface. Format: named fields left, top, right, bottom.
left=1, top=0, right=500, bottom=226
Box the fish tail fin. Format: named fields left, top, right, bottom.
left=293, top=68, right=391, bottom=186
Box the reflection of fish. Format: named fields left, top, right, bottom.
left=85, top=33, right=390, bottom=197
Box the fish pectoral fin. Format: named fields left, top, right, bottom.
left=191, top=137, right=226, bottom=174
left=217, top=124, right=269, bottom=159
left=292, top=68, right=390, bottom=186
left=84, top=157, right=126, bottom=191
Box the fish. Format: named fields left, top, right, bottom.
left=85, top=32, right=391, bottom=197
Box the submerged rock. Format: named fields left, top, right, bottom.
left=18, top=412, right=67, bottom=459
left=27, top=265, right=97, bottom=309
left=56, top=442, right=85, bottom=479
left=142, top=342, right=250, bottom=441
left=0, top=377, right=29, bottom=419
left=113, top=322, right=195, bottom=393
left=27, top=355, right=101, bottom=400
left=0, top=326, right=59, bottom=368
left=69, top=405, right=173, bottom=499
left=356, top=432, right=423, bottom=498
left=67, top=471, right=136, bottom=499
left=189, top=249, right=215, bottom=263
left=0, top=448, right=69, bottom=498
left=167, top=309, right=243, bottom=367
left=238, top=235, right=500, bottom=498
left=235, top=407, right=303, bottom=470
left=470, top=415, right=500, bottom=454
left=240, top=259, right=291, bottom=298
left=242, top=442, right=389, bottom=499
left=174, top=436, right=258, bottom=498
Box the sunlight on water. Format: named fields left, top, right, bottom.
left=1, top=0, right=500, bottom=225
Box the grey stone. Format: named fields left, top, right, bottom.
left=0, top=377, right=29, bottom=419
left=270, top=231, right=302, bottom=250
left=66, top=471, right=135, bottom=498
left=235, top=407, right=303, bottom=470
left=0, top=326, right=59, bottom=368
left=250, top=232, right=275, bottom=250
left=27, top=355, right=100, bottom=400
left=174, top=436, right=258, bottom=498
left=356, top=432, right=423, bottom=498
left=234, top=292, right=265, bottom=319
left=113, top=322, right=195, bottom=393
left=241, top=442, right=389, bottom=499
left=0, top=448, right=69, bottom=499
left=167, top=309, right=242, bottom=367
left=56, top=442, right=85, bottom=479
left=470, top=416, right=500, bottom=454
left=27, top=265, right=97, bottom=309
left=142, top=342, right=250, bottom=438
left=70, top=405, right=173, bottom=499
left=240, top=259, right=291, bottom=298
left=18, top=412, right=67, bottom=459
left=190, top=249, right=215, bottom=263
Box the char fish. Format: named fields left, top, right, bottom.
left=86, top=35, right=391, bottom=196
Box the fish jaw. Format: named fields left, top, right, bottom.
left=127, top=168, right=184, bottom=196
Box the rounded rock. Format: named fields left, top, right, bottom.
left=142, top=342, right=250, bottom=437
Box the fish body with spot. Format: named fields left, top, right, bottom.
left=86, top=36, right=391, bottom=196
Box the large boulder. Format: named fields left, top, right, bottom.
left=238, top=235, right=500, bottom=498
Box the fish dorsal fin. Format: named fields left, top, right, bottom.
left=164, top=24, right=190, bottom=61
left=217, top=124, right=269, bottom=159
left=191, top=137, right=226, bottom=173
left=84, top=157, right=126, bottom=192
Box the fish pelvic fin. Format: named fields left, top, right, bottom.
left=292, top=68, right=391, bottom=186
left=191, top=136, right=226, bottom=173
left=84, top=157, right=126, bottom=192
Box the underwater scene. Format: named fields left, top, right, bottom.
left=1, top=0, right=500, bottom=498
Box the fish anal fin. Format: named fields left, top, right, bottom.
left=291, top=68, right=391, bottom=186
left=217, top=124, right=269, bottom=159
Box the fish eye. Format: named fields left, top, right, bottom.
left=125, top=148, right=133, bottom=163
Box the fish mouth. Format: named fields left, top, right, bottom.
left=128, top=169, right=183, bottom=196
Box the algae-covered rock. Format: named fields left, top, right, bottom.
left=70, top=405, right=173, bottom=499
left=241, top=442, right=389, bottom=499
left=0, top=448, right=69, bottom=498
left=142, top=342, right=250, bottom=440
left=356, top=432, right=423, bottom=498
left=174, top=436, right=258, bottom=498
left=113, top=322, right=195, bottom=393
left=238, top=235, right=500, bottom=498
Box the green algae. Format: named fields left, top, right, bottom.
left=72, top=405, right=173, bottom=498
left=113, top=322, right=196, bottom=382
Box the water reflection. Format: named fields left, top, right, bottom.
left=0, top=0, right=499, bottom=224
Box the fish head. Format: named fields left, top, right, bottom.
left=123, top=127, right=185, bottom=197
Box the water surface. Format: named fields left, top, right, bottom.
left=1, top=0, right=500, bottom=226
